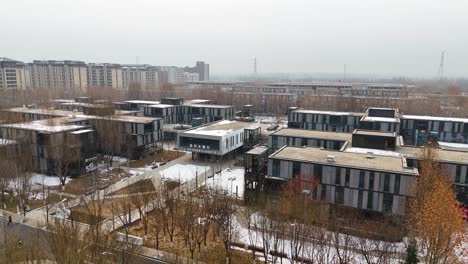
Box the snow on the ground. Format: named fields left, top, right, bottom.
left=112, top=156, right=128, bottom=163
left=205, top=168, right=244, bottom=198
left=160, top=164, right=210, bottom=183
left=233, top=213, right=404, bottom=264
left=30, top=173, right=72, bottom=187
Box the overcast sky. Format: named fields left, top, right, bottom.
left=1, top=0, right=467, bottom=77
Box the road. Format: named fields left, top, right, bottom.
left=0, top=222, right=168, bottom=264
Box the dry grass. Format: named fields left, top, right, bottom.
left=64, top=168, right=129, bottom=195
left=69, top=197, right=138, bottom=225
left=108, top=179, right=155, bottom=196
left=3, top=193, right=62, bottom=213
left=120, top=210, right=258, bottom=264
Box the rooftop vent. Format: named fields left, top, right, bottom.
left=326, top=155, right=336, bottom=162
left=366, top=152, right=374, bottom=159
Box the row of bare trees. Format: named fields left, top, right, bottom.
left=112, top=180, right=239, bottom=263
left=242, top=178, right=403, bottom=264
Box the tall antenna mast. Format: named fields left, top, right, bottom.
left=438, top=51, right=445, bottom=80
left=253, top=56, right=257, bottom=75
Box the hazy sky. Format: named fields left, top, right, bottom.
left=1, top=0, right=467, bottom=77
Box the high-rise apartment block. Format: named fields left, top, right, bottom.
left=86, top=63, right=123, bottom=89
left=122, top=65, right=159, bottom=90
left=26, top=60, right=88, bottom=92
left=0, top=58, right=28, bottom=90
left=0, top=58, right=209, bottom=91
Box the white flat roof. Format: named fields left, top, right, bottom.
left=2, top=119, right=86, bottom=133
left=124, top=100, right=160, bottom=105
left=70, top=129, right=94, bottom=134
left=361, top=116, right=400, bottom=123
left=402, top=115, right=468, bottom=123
left=292, top=110, right=363, bottom=116
left=146, top=104, right=174, bottom=108
left=181, top=120, right=259, bottom=137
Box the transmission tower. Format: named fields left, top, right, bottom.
left=438, top=51, right=445, bottom=80
left=253, top=56, right=257, bottom=75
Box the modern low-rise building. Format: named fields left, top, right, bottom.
left=261, top=126, right=468, bottom=215
left=268, top=128, right=351, bottom=151
left=288, top=108, right=363, bottom=133
left=289, top=107, right=468, bottom=145
left=176, top=120, right=260, bottom=157
left=0, top=116, right=96, bottom=175
left=268, top=146, right=418, bottom=215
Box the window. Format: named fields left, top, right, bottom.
left=359, top=171, right=365, bottom=189
left=321, top=185, right=326, bottom=200
left=367, top=191, right=374, bottom=209
left=271, top=135, right=278, bottom=149
left=335, top=167, right=341, bottom=185
left=369, top=172, right=375, bottom=190
left=272, top=160, right=280, bottom=177
left=383, top=174, right=390, bottom=192
left=383, top=193, right=393, bottom=213
left=345, top=169, right=350, bottom=187
left=292, top=162, right=301, bottom=178
left=455, top=165, right=461, bottom=183
left=335, top=187, right=344, bottom=204
left=394, top=174, right=401, bottom=194
left=358, top=190, right=363, bottom=208
left=314, top=164, right=322, bottom=180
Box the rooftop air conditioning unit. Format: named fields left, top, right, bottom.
left=326, top=155, right=336, bottom=162
left=366, top=152, right=374, bottom=159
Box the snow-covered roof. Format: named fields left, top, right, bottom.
left=124, top=100, right=160, bottom=105
left=182, top=120, right=259, bottom=137
left=2, top=118, right=86, bottom=133
left=291, top=109, right=363, bottom=116
left=345, top=147, right=402, bottom=157
left=146, top=104, right=175, bottom=108
left=402, top=115, right=468, bottom=123
left=438, top=141, right=468, bottom=151
left=361, top=116, right=400, bottom=123
left=70, top=129, right=94, bottom=135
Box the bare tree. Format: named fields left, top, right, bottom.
left=50, top=131, right=81, bottom=192
left=212, top=189, right=237, bottom=264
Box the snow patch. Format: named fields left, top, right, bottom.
left=345, top=147, right=402, bottom=157
left=30, top=173, right=72, bottom=187
left=205, top=168, right=244, bottom=198
left=160, top=164, right=210, bottom=183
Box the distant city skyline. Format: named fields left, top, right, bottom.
left=1, top=0, right=467, bottom=78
